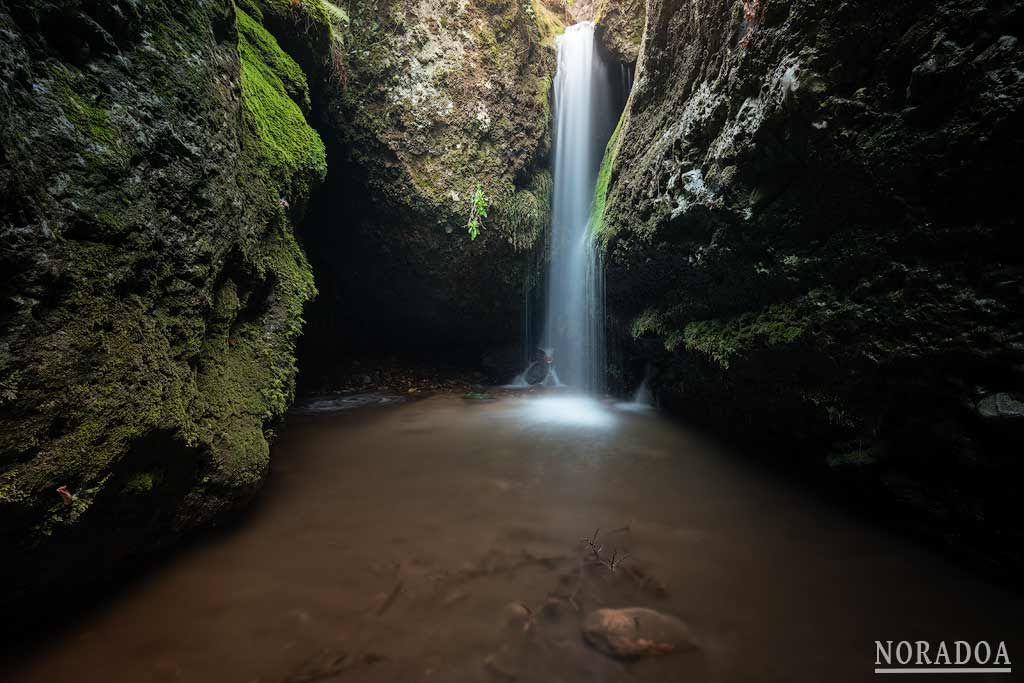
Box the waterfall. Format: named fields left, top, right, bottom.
left=542, top=22, right=622, bottom=392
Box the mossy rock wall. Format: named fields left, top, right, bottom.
left=600, top=0, right=1024, bottom=566
left=295, top=0, right=559, bottom=374
left=594, top=0, right=645, bottom=63
left=0, top=0, right=324, bottom=612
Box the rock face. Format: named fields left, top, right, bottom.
left=561, top=0, right=644, bottom=64
left=594, top=0, right=645, bottom=64
left=598, top=0, right=1024, bottom=564
left=297, top=0, right=562, bottom=375
left=582, top=607, right=695, bottom=658
left=0, top=0, right=324, bottom=611
left=0, top=0, right=562, bottom=614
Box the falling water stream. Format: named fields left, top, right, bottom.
left=542, top=22, right=624, bottom=391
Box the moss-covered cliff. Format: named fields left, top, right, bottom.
left=0, top=0, right=324, bottom=609
left=296, top=0, right=560, bottom=375
left=0, top=0, right=562, bottom=613
left=599, top=0, right=1024, bottom=566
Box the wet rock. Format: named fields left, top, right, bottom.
left=502, top=602, right=531, bottom=628
left=299, top=0, right=558, bottom=367
left=594, top=0, right=646, bottom=63
left=524, top=360, right=550, bottom=385
left=0, top=0, right=323, bottom=621
left=598, top=0, right=1024, bottom=571
left=975, top=393, right=1024, bottom=422
left=582, top=607, right=695, bottom=658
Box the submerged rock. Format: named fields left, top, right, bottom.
left=582, top=607, right=695, bottom=658
left=975, top=393, right=1024, bottom=422
left=502, top=601, right=532, bottom=628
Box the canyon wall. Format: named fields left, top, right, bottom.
left=0, top=0, right=560, bottom=612
left=297, top=0, right=561, bottom=379
left=0, top=0, right=327, bottom=609
left=598, top=0, right=1024, bottom=566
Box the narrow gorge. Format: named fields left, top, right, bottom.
left=1, top=0, right=1023, bottom=680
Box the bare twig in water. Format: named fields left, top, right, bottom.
left=560, top=525, right=636, bottom=613
left=376, top=581, right=403, bottom=615
left=602, top=548, right=630, bottom=573
left=579, top=527, right=630, bottom=573
left=581, top=528, right=604, bottom=561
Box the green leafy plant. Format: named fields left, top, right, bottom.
left=467, top=183, right=488, bottom=240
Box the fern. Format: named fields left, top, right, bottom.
left=467, top=183, right=488, bottom=240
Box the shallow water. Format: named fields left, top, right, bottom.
left=6, top=393, right=1022, bottom=682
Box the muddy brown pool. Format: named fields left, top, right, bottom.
left=5, top=393, right=1022, bottom=682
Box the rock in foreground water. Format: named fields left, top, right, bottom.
left=582, top=607, right=695, bottom=658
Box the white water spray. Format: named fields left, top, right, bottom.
left=542, top=22, right=621, bottom=392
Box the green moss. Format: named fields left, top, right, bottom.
left=594, top=0, right=645, bottom=47
left=123, top=472, right=160, bottom=496
left=236, top=8, right=311, bottom=109
left=531, top=0, right=565, bottom=47
left=0, top=480, right=29, bottom=506
left=827, top=448, right=880, bottom=468
left=0, top=1, right=325, bottom=564
left=261, top=0, right=334, bottom=31
left=682, top=304, right=807, bottom=369
left=193, top=227, right=315, bottom=490
left=591, top=111, right=624, bottom=240
left=50, top=68, right=114, bottom=142
left=236, top=0, right=264, bottom=20
left=63, top=96, right=115, bottom=142
left=495, top=170, right=551, bottom=251
left=236, top=6, right=326, bottom=200
left=631, top=303, right=806, bottom=368
left=323, top=1, right=348, bottom=24
left=464, top=391, right=493, bottom=400
left=630, top=307, right=683, bottom=350
left=50, top=66, right=130, bottom=165
left=630, top=307, right=666, bottom=338
left=538, top=75, right=553, bottom=128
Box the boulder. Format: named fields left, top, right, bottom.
left=0, top=0, right=324, bottom=621
left=582, top=607, right=695, bottom=658
left=976, top=393, right=1024, bottom=422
